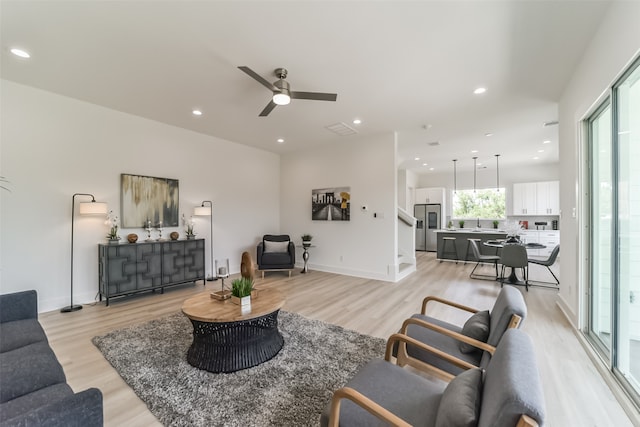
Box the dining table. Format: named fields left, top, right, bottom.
left=483, top=239, right=546, bottom=284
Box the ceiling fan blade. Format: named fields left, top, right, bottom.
left=290, top=91, right=337, bottom=102
left=238, top=66, right=277, bottom=91
left=259, top=100, right=278, bottom=117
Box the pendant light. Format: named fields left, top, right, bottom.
left=473, top=156, right=478, bottom=193
left=453, top=159, right=458, bottom=194
left=495, top=154, right=501, bottom=191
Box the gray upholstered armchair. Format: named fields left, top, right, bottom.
left=256, top=234, right=295, bottom=278
left=396, top=285, right=527, bottom=380
left=321, top=329, right=545, bottom=427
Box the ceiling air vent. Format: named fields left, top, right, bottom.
left=428, top=141, right=440, bottom=146
left=543, top=121, right=559, bottom=127
left=325, top=122, right=357, bottom=136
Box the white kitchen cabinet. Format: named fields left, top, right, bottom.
left=537, top=230, right=560, bottom=257
left=512, top=183, right=537, bottom=215
left=536, top=181, right=560, bottom=215
left=415, top=187, right=445, bottom=204
left=520, top=230, right=560, bottom=257
left=520, top=230, right=541, bottom=256
left=512, top=181, right=559, bottom=216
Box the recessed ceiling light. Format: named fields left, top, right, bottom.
left=422, top=163, right=428, bottom=166
left=10, top=48, right=30, bottom=58
left=543, top=140, right=551, bottom=144
left=473, top=87, right=486, bottom=95
left=533, top=157, right=539, bottom=160
left=353, top=119, right=362, bottom=125
left=471, top=150, right=478, bottom=153
left=192, top=109, right=202, bottom=116
left=538, top=150, right=544, bottom=153
left=277, top=138, right=285, bottom=143
left=414, top=157, right=421, bottom=161
left=485, top=132, right=493, bottom=137
left=477, top=163, right=483, bottom=166
left=429, top=167, right=435, bottom=171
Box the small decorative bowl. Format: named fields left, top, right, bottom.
left=127, top=233, right=138, bottom=243
left=170, top=231, right=179, bottom=240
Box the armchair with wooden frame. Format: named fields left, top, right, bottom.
left=321, top=329, right=545, bottom=427
left=395, top=285, right=527, bottom=380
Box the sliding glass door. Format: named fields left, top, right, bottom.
left=614, top=61, right=640, bottom=396
left=587, top=57, right=640, bottom=403
left=588, top=102, right=612, bottom=357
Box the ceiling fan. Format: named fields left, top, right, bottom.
left=238, top=66, right=337, bottom=117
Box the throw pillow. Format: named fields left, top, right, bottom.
left=435, top=367, right=483, bottom=427
left=459, top=310, right=490, bottom=354
left=263, top=240, right=289, bottom=253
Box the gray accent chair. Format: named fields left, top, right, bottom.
left=397, top=285, right=527, bottom=380
left=0, top=290, right=103, bottom=427
left=256, top=234, right=295, bottom=278
left=528, top=245, right=560, bottom=287
left=321, top=329, right=545, bottom=427
left=469, top=239, right=501, bottom=280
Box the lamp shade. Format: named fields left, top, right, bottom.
left=194, top=206, right=211, bottom=216
left=79, top=201, right=107, bottom=215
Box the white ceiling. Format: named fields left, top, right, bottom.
left=1, top=1, right=610, bottom=173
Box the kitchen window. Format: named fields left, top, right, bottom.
left=452, top=188, right=506, bottom=219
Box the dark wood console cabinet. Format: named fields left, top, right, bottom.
left=98, top=239, right=205, bottom=306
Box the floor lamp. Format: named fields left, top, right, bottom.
left=62, top=193, right=107, bottom=313
left=194, top=200, right=216, bottom=281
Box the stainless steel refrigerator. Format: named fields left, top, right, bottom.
left=414, top=204, right=441, bottom=252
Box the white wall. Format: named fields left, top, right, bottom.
left=0, top=80, right=280, bottom=312
left=557, top=1, right=640, bottom=327
left=280, top=132, right=398, bottom=281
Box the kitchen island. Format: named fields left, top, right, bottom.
left=435, top=229, right=507, bottom=262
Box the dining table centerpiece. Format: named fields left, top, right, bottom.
left=504, top=220, right=524, bottom=243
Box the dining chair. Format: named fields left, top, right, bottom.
left=469, top=239, right=500, bottom=280
left=499, top=244, right=529, bottom=291
left=528, top=245, right=560, bottom=287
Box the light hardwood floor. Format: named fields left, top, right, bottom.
left=38, top=252, right=634, bottom=426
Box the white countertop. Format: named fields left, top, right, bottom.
left=435, top=229, right=507, bottom=234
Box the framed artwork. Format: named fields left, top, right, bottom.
left=312, top=187, right=350, bottom=221
left=121, top=174, right=179, bottom=228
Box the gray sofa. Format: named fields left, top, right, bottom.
left=0, top=290, right=103, bottom=426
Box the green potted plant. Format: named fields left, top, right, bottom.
left=231, top=277, right=254, bottom=306
left=458, top=220, right=465, bottom=229
left=493, top=220, right=500, bottom=229
left=301, top=234, right=313, bottom=248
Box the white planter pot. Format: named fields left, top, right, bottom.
left=231, top=296, right=251, bottom=306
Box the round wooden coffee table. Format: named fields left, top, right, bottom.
left=181, top=289, right=285, bottom=373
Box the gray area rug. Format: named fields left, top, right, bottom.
left=92, top=311, right=386, bottom=426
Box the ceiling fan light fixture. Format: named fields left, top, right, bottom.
left=273, top=91, right=290, bottom=105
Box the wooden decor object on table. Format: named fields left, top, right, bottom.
left=240, top=251, right=255, bottom=281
